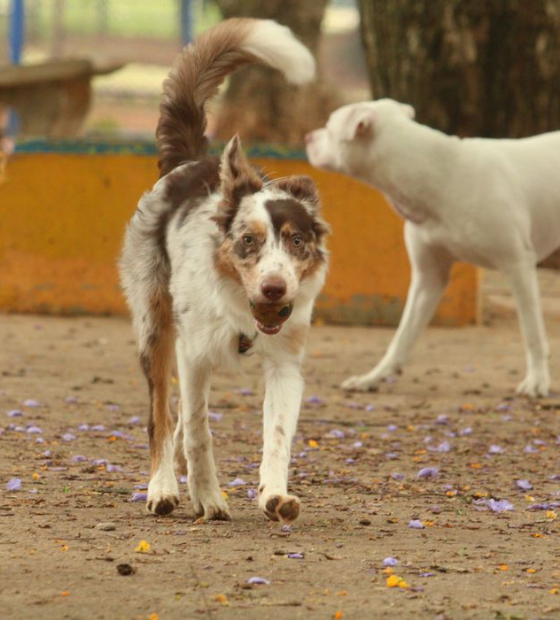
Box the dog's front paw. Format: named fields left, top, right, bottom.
left=260, top=492, right=300, bottom=524
left=516, top=369, right=550, bottom=398
left=191, top=489, right=231, bottom=521
left=147, top=478, right=180, bottom=516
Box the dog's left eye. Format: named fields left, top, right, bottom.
left=243, top=235, right=255, bottom=247
left=292, top=235, right=303, bottom=247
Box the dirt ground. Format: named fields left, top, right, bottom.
left=2, top=303, right=560, bottom=619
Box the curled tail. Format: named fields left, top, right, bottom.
left=156, top=18, right=316, bottom=177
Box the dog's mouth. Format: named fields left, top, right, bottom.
left=250, top=301, right=293, bottom=336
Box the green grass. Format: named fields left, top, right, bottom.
left=0, top=0, right=221, bottom=42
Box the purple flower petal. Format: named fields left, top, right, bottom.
left=106, top=404, right=120, bottom=412
left=130, top=492, right=147, bottom=502
left=35, top=437, right=45, bottom=444
left=488, top=445, right=505, bottom=455
left=26, top=426, right=42, bottom=434
left=247, top=488, right=257, bottom=500
left=281, top=524, right=292, bottom=533
left=77, top=424, right=90, bottom=431
left=383, top=557, right=398, bottom=567
left=409, top=519, right=424, bottom=529
left=129, top=416, right=141, bottom=425
left=7, top=410, right=23, bottom=418
left=227, top=477, right=246, bottom=487
left=23, top=399, right=41, bottom=408
left=287, top=553, right=304, bottom=559
left=208, top=411, right=223, bottom=422
left=61, top=433, right=76, bottom=442
left=526, top=502, right=560, bottom=511
left=391, top=472, right=405, bottom=480
left=429, top=441, right=450, bottom=453
left=91, top=425, right=106, bottom=432
left=435, top=415, right=449, bottom=425
left=305, top=395, right=323, bottom=405
left=134, top=483, right=148, bottom=490
left=516, top=479, right=532, bottom=491
left=417, top=467, right=439, bottom=479
left=387, top=424, right=398, bottom=432
left=6, top=478, right=22, bottom=491
left=71, top=455, right=88, bottom=462
left=328, top=429, right=345, bottom=439
left=475, top=498, right=514, bottom=512
left=179, top=475, right=188, bottom=484
left=459, top=427, right=473, bottom=436
left=65, top=396, right=78, bottom=404
left=524, top=445, right=539, bottom=454
left=239, top=388, right=252, bottom=396
left=248, top=576, right=270, bottom=585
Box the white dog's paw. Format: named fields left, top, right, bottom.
left=516, top=369, right=550, bottom=398
left=259, top=491, right=301, bottom=524
left=341, top=370, right=390, bottom=392
left=147, top=476, right=180, bottom=516
left=191, top=487, right=231, bottom=521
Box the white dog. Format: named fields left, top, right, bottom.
left=120, top=19, right=328, bottom=522
left=306, top=98, right=560, bottom=397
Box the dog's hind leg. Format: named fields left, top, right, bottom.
left=505, top=262, right=550, bottom=398
left=343, top=226, right=452, bottom=392
left=139, top=292, right=180, bottom=516
left=175, top=338, right=230, bottom=521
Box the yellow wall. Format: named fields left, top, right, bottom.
left=0, top=153, right=479, bottom=325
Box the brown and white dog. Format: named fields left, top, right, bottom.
left=120, top=19, right=328, bottom=523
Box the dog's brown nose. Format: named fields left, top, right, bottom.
left=261, top=277, right=287, bottom=302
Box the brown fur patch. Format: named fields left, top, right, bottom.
left=213, top=137, right=263, bottom=232
left=285, top=324, right=309, bottom=355
left=275, top=175, right=320, bottom=208
left=156, top=18, right=258, bottom=177
left=213, top=238, right=243, bottom=284
left=139, top=293, right=175, bottom=475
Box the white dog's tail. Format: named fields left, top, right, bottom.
left=156, top=18, right=315, bottom=177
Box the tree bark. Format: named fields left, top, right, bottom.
left=213, top=0, right=339, bottom=145
left=358, top=0, right=560, bottom=138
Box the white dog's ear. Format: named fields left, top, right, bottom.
left=346, top=110, right=374, bottom=141
left=401, top=104, right=415, bottom=119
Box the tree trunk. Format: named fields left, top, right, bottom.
left=358, top=0, right=560, bottom=138
left=213, top=0, right=339, bottom=145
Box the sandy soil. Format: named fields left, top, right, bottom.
left=1, top=312, right=560, bottom=620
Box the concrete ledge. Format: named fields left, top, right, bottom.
left=0, top=142, right=479, bottom=325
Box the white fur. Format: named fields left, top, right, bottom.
left=121, top=156, right=327, bottom=521
left=242, top=20, right=315, bottom=85
left=306, top=98, right=560, bottom=397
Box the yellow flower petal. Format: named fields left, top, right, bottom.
left=135, top=540, right=151, bottom=553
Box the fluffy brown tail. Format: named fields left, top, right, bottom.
left=156, top=18, right=315, bottom=177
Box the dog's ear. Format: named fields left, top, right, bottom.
left=214, top=135, right=263, bottom=231
left=400, top=103, right=415, bottom=119
left=276, top=175, right=320, bottom=210
left=344, top=110, right=374, bottom=141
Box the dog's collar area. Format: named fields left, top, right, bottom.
left=238, top=332, right=257, bottom=354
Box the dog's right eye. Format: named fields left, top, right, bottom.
left=242, top=235, right=254, bottom=247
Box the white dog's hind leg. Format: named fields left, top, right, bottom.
left=343, top=229, right=452, bottom=392
left=505, top=263, right=550, bottom=397
left=175, top=339, right=230, bottom=520
left=258, top=358, right=303, bottom=524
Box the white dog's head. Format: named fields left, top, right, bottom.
left=305, top=99, right=415, bottom=177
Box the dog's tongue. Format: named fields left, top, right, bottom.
left=256, top=322, right=283, bottom=336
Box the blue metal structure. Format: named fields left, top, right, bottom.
left=8, top=0, right=24, bottom=137
left=180, top=0, right=193, bottom=46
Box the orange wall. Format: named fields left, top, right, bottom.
left=0, top=153, right=479, bottom=325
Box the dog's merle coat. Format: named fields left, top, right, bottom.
left=120, top=18, right=328, bottom=522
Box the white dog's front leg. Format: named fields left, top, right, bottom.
left=258, top=359, right=303, bottom=524
left=343, top=228, right=452, bottom=391
left=505, top=263, right=550, bottom=397
left=175, top=339, right=231, bottom=521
